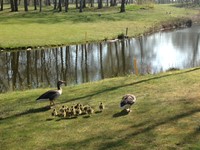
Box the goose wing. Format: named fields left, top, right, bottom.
left=36, top=90, right=61, bottom=101
left=120, top=94, right=136, bottom=107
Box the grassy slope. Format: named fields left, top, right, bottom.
left=0, top=68, right=200, bottom=150
left=0, top=4, right=198, bottom=49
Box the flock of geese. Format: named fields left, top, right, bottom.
left=51, top=102, right=104, bottom=118
left=36, top=80, right=136, bottom=117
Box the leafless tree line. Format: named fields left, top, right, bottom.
left=0, top=40, right=132, bottom=92
left=0, top=0, right=137, bottom=12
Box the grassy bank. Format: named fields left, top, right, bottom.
left=0, top=4, right=199, bottom=49
left=0, top=68, right=200, bottom=149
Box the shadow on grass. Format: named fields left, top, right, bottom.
left=98, top=107, right=200, bottom=150
left=45, top=100, right=200, bottom=149
left=0, top=105, right=51, bottom=121
left=176, top=126, right=200, bottom=147
left=59, top=67, right=200, bottom=104
left=113, top=109, right=129, bottom=117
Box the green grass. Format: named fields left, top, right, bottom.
left=0, top=4, right=198, bottom=49
left=1, top=67, right=200, bottom=149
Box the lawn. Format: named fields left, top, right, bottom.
left=0, top=4, right=198, bottom=49
left=0, top=67, right=200, bottom=149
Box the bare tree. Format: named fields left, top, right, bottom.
left=10, top=0, right=18, bottom=11
left=58, top=0, right=62, bottom=11
left=65, top=0, right=69, bottom=12
left=27, top=51, right=31, bottom=88
left=24, top=0, right=28, bottom=11
left=54, top=0, right=57, bottom=10
left=0, top=0, right=3, bottom=11
left=90, top=0, right=94, bottom=7
left=39, top=0, right=42, bottom=12
left=98, top=0, right=103, bottom=9
left=120, top=0, right=126, bottom=12
left=79, top=0, right=83, bottom=12
left=34, top=0, right=37, bottom=10
left=99, top=42, right=104, bottom=79
left=75, top=0, right=78, bottom=9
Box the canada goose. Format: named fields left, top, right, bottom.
left=59, top=105, right=66, bottom=115
left=52, top=108, right=58, bottom=116
left=120, top=94, right=136, bottom=112
left=71, top=108, right=76, bottom=116
left=75, top=107, right=82, bottom=116
left=36, top=80, right=65, bottom=107
left=99, top=102, right=104, bottom=112
left=87, top=106, right=94, bottom=116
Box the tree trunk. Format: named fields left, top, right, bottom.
left=58, top=0, right=62, bottom=11
left=114, top=0, right=117, bottom=6
left=10, top=0, right=14, bottom=11
left=110, top=0, right=114, bottom=6
left=27, top=51, right=31, bottom=88
left=46, top=0, right=51, bottom=5
left=83, top=0, right=86, bottom=8
left=75, top=0, right=78, bottom=9
left=34, top=0, right=37, bottom=10
left=75, top=45, right=78, bottom=83
left=0, top=0, right=3, bottom=11
left=98, top=0, right=102, bottom=9
left=90, top=0, right=94, bottom=7
left=54, top=0, right=57, bottom=10
left=14, top=0, right=18, bottom=11
left=24, top=0, right=28, bottom=11
left=11, top=52, right=20, bottom=90
left=99, top=43, right=104, bottom=79
left=120, top=0, right=126, bottom=13
left=65, top=0, right=68, bottom=12
left=79, top=0, right=83, bottom=12
left=39, top=0, right=42, bottom=12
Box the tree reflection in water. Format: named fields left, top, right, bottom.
left=1, top=26, right=200, bottom=92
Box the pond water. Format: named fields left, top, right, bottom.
left=1, top=25, right=200, bottom=92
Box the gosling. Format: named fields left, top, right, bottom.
left=52, top=108, right=58, bottom=116
left=87, top=106, right=94, bottom=116
left=99, top=102, right=104, bottom=112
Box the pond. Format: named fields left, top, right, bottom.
left=0, top=25, right=200, bottom=92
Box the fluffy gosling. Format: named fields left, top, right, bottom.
left=75, top=107, right=82, bottom=116
left=52, top=108, right=58, bottom=116
left=99, top=102, right=104, bottom=112
left=87, top=106, right=94, bottom=116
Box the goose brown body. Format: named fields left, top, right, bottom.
left=120, top=94, right=136, bottom=112
left=36, top=80, right=65, bottom=106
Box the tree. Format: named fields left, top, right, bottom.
left=120, top=0, right=126, bottom=12
left=24, top=0, right=28, bottom=11
left=14, top=0, right=18, bottom=11
left=58, top=0, right=62, bottom=11
left=75, top=0, right=78, bottom=9
left=54, top=0, right=57, bottom=10
left=10, top=0, right=18, bottom=11
left=39, top=0, right=42, bottom=12
left=98, top=0, right=103, bottom=9
left=79, top=0, right=83, bottom=12
left=65, top=0, right=69, bottom=12
left=34, top=0, right=37, bottom=10
left=90, top=0, right=94, bottom=7
left=110, top=0, right=114, bottom=6
left=0, top=0, right=3, bottom=11
left=83, top=0, right=86, bottom=8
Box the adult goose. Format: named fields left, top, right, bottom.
left=36, top=80, right=65, bottom=107
left=120, top=94, right=136, bottom=112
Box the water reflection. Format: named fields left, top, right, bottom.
left=1, top=26, right=200, bottom=92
